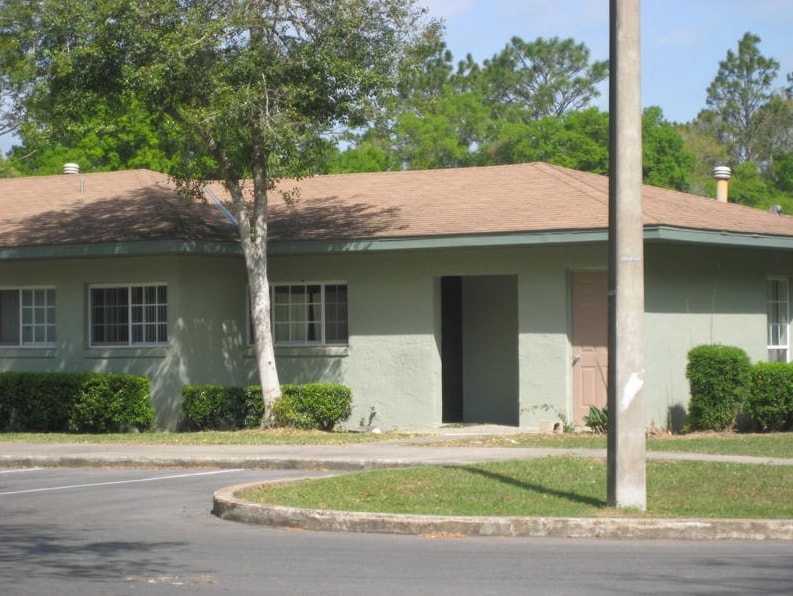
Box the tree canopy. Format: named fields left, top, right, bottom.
left=682, top=31, right=793, bottom=211
left=481, top=36, right=608, bottom=121
left=704, top=32, right=786, bottom=165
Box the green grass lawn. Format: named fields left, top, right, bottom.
left=435, top=432, right=793, bottom=459
left=1, top=429, right=792, bottom=457
left=240, top=456, right=793, bottom=519
left=0, top=429, right=411, bottom=445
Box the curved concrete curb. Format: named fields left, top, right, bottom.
left=213, top=479, right=793, bottom=541
left=0, top=455, right=399, bottom=471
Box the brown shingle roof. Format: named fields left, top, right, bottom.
left=0, top=169, right=237, bottom=248
left=3, top=163, right=793, bottom=251
left=253, top=162, right=793, bottom=241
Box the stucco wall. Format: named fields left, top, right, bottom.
left=643, top=243, right=793, bottom=430
left=0, top=255, right=253, bottom=429
left=1, top=241, right=790, bottom=432
left=269, top=253, right=443, bottom=430
left=269, top=247, right=588, bottom=430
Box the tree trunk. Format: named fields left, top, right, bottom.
left=244, top=233, right=281, bottom=424
left=223, top=165, right=282, bottom=425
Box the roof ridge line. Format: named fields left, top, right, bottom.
left=538, top=163, right=669, bottom=225
left=536, top=162, right=610, bottom=204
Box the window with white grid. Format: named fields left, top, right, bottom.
left=250, top=283, right=348, bottom=346
left=0, top=288, right=56, bottom=347
left=90, top=284, right=167, bottom=347
left=767, top=278, right=789, bottom=362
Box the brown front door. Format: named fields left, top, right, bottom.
left=572, top=271, right=608, bottom=424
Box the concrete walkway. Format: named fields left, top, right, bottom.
left=2, top=429, right=792, bottom=541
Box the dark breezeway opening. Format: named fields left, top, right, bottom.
left=441, top=275, right=519, bottom=426
left=441, top=276, right=463, bottom=423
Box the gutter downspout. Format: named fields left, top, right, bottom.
left=203, top=185, right=239, bottom=227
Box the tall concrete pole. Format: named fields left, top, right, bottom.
left=607, top=0, right=646, bottom=510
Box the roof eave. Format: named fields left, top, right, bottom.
left=270, top=226, right=793, bottom=254
left=3, top=226, right=792, bottom=261
left=269, top=229, right=610, bottom=255
left=0, top=240, right=242, bottom=261
left=645, top=226, right=793, bottom=250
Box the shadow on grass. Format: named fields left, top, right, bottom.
left=447, top=465, right=607, bottom=509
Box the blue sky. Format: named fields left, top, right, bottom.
left=421, top=0, right=793, bottom=123
left=1, top=1, right=791, bottom=154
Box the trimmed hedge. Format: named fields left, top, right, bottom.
left=273, top=384, right=353, bottom=432
left=182, top=383, right=352, bottom=432
left=686, top=345, right=752, bottom=431
left=181, top=385, right=264, bottom=431
left=746, top=363, right=793, bottom=432
left=69, top=375, right=154, bottom=433
left=0, top=372, right=154, bottom=433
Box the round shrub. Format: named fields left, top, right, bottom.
left=299, top=383, right=352, bottom=431
left=271, top=385, right=316, bottom=430
left=270, top=383, right=352, bottom=431
left=685, top=345, right=751, bottom=431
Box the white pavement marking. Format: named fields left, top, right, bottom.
left=0, top=468, right=44, bottom=474
left=0, top=468, right=244, bottom=496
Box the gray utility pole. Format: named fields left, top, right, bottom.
left=607, top=0, right=646, bottom=510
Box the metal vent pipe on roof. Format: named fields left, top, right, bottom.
left=63, top=163, right=80, bottom=175
left=713, top=165, right=731, bottom=203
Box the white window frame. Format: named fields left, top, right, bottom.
left=0, top=287, right=56, bottom=347
left=248, top=282, right=348, bottom=347
left=767, top=277, right=790, bottom=363
left=89, top=283, right=168, bottom=347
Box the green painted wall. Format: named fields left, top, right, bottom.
left=0, top=255, right=252, bottom=429
left=643, top=243, right=793, bottom=430
left=1, top=240, right=790, bottom=432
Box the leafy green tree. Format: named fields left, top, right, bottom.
left=480, top=108, right=609, bottom=172
left=324, top=136, right=400, bottom=173
left=703, top=32, right=782, bottom=164
left=641, top=106, right=695, bottom=191
left=479, top=106, right=692, bottom=189
left=769, top=151, right=793, bottom=194
left=337, top=35, right=610, bottom=173
left=481, top=36, right=608, bottom=122
left=7, top=94, right=178, bottom=175
left=679, top=114, right=732, bottom=195
left=393, top=87, right=488, bottom=169
left=331, top=39, right=490, bottom=171
left=0, top=152, right=20, bottom=177
left=727, top=161, right=777, bottom=208
left=0, top=0, right=433, bottom=417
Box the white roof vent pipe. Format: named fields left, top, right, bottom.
left=713, top=165, right=731, bottom=203
left=63, top=163, right=80, bottom=175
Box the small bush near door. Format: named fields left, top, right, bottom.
left=685, top=345, right=752, bottom=431
left=583, top=405, right=608, bottom=434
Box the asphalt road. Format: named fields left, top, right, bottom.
left=1, top=467, right=792, bottom=595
